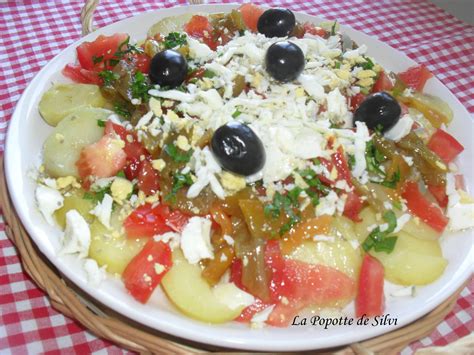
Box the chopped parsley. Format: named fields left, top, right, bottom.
left=393, top=200, right=402, bottom=210
left=93, top=36, right=143, bottom=69
left=279, top=215, right=301, bottom=236
left=83, top=184, right=111, bottom=203
left=165, top=172, right=193, bottom=201
left=263, top=187, right=304, bottom=236
left=203, top=69, right=216, bottom=78
left=97, top=120, right=106, bottom=127
left=361, top=56, right=375, bottom=70
left=116, top=171, right=126, bottom=178
left=298, top=168, right=329, bottom=194
left=347, top=154, right=356, bottom=170
left=163, top=32, right=187, bottom=49
left=98, top=70, right=119, bottom=86
left=131, top=71, right=151, bottom=102
left=114, top=102, right=131, bottom=118
left=164, top=143, right=193, bottom=163
left=331, top=21, right=337, bottom=36
left=232, top=109, right=242, bottom=118
left=92, top=55, right=104, bottom=64
left=334, top=61, right=341, bottom=69
left=379, top=168, right=400, bottom=189
left=362, top=211, right=398, bottom=253
left=365, top=141, right=386, bottom=176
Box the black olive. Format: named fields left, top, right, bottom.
left=354, top=92, right=402, bottom=132
left=265, top=41, right=304, bottom=82
left=257, top=8, right=296, bottom=38
left=149, top=49, right=187, bottom=88
left=211, top=122, right=265, bottom=176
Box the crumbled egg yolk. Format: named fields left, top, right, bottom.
left=176, top=135, right=191, bottom=151
left=110, top=178, right=133, bottom=204
left=220, top=171, right=246, bottom=192
left=152, top=159, right=166, bottom=172
left=56, top=176, right=80, bottom=189
left=149, top=97, right=163, bottom=117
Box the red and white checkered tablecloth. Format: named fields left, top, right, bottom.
left=0, top=0, right=473, bottom=353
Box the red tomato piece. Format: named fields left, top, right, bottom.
left=133, top=53, right=151, bottom=74
left=398, top=65, right=433, bottom=92
left=350, top=93, right=366, bottom=111
left=239, top=3, right=264, bottom=32
left=401, top=181, right=448, bottom=233
left=264, top=240, right=356, bottom=327
left=122, top=240, right=172, bottom=303
left=76, top=135, right=127, bottom=186
left=427, top=129, right=464, bottom=164
left=77, top=33, right=129, bottom=71
left=331, top=147, right=353, bottom=188
left=62, top=64, right=101, bottom=85
left=137, top=159, right=160, bottom=196
left=184, top=15, right=213, bottom=38
left=235, top=298, right=274, bottom=323
left=165, top=210, right=190, bottom=233
left=230, top=258, right=246, bottom=291
left=372, top=71, right=393, bottom=93
left=303, top=23, right=327, bottom=37
left=355, top=254, right=385, bottom=318
left=343, top=191, right=363, bottom=222
left=124, top=203, right=173, bottom=238
left=427, top=184, right=448, bottom=208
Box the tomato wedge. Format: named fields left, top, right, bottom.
left=137, top=159, right=160, bottom=196
left=343, top=191, right=364, bottom=222
left=264, top=240, right=356, bottom=327
left=372, top=71, right=393, bottom=93
left=122, top=240, right=172, bottom=303
left=76, top=33, right=128, bottom=71
left=239, top=3, right=264, bottom=32
left=355, top=254, right=384, bottom=317
left=62, top=64, right=101, bottom=85
left=349, top=93, right=366, bottom=111
left=401, top=181, right=448, bottom=233
left=427, top=129, right=464, bottom=164
left=398, top=65, right=433, bottom=92
left=427, top=184, right=448, bottom=208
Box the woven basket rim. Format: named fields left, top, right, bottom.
left=0, top=0, right=470, bottom=352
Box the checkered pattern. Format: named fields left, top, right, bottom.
left=0, top=1, right=472, bottom=353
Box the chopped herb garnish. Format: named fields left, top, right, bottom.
left=393, top=200, right=402, bottom=210
left=279, top=215, right=301, bottom=236
left=163, top=32, right=187, bottom=49
left=131, top=71, right=151, bottom=102
left=97, top=120, right=106, bottom=127
left=114, top=102, right=131, bottom=118
left=287, top=187, right=303, bottom=206
left=347, top=154, right=356, bottom=170
left=164, top=143, right=193, bottom=163
left=98, top=70, right=119, bottom=86
left=92, top=55, right=104, bottom=64
left=116, top=171, right=126, bottom=178
left=379, top=168, right=400, bottom=189
left=365, top=141, right=386, bottom=175
left=264, top=192, right=289, bottom=218
left=203, top=69, right=216, bottom=78
left=83, top=184, right=111, bottom=203
left=298, top=168, right=329, bottom=194
left=334, top=61, right=341, bottom=69
left=362, top=211, right=398, bottom=253
left=331, top=21, right=337, bottom=36
left=165, top=172, right=193, bottom=201
left=232, top=109, right=242, bottom=118
left=361, top=56, right=375, bottom=70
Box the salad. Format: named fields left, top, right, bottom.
left=34, top=3, right=473, bottom=328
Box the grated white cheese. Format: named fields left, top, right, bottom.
left=35, top=185, right=64, bottom=225
left=180, top=217, right=213, bottom=264
left=89, top=193, right=113, bottom=229
left=60, top=210, right=90, bottom=258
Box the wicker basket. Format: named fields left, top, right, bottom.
left=0, top=0, right=470, bottom=353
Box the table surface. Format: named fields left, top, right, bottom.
left=0, top=0, right=473, bottom=353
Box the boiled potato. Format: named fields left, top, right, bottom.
left=286, top=240, right=362, bottom=280
left=400, top=216, right=440, bottom=241
left=147, top=13, right=198, bottom=37
left=54, top=189, right=95, bottom=229
left=161, top=250, right=248, bottom=323
left=370, top=232, right=447, bottom=285
left=89, top=212, right=147, bottom=275
left=39, top=84, right=106, bottom=126
left=332, top=216, right=358, bottom=241
left=43, top=107, right=110, bottom=177
left=354, top=207, right=378, bottom=242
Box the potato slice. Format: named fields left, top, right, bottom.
left=89, top=212, right=147, bottom=275
left=147, top=13, right=199, bottom=38
left=39, top=84, right=106, bottom=126
left=54, top=189, right=95, bottom=229
left=286, top=240, right=362, bottom=280
left=161, top=250, right=249, bottom=323
left=401, top=216, right=440, bottom=241
left=354, top=207, right=378, bottom=242
left=43, top=107, right=111, bottom=177
left=370, top=232, right=447, bottom=285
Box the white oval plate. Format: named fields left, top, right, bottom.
left=5, top=4, right=474, bottom=352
